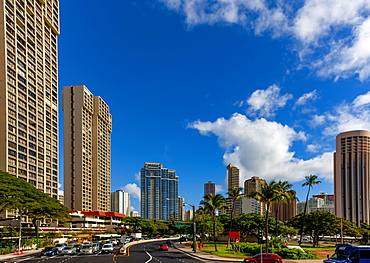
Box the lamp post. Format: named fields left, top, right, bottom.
left=184, top=202, right=196, bottom=253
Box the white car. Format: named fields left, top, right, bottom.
left=101, top=244, right=114, bottom=254
left=61, top=246, right=76, bottom=255
left=80, top=245, right=94, bottom=255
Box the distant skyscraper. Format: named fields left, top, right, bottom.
left=225, top=164, right=241, bottom=216
left=271, top=193, right=297, bottom=221
left=204, top=181, right=216, bottom=196
left=63, top=85, right=112, bottom=212
left=140, top=162, right=179, bottom=220
left=0, top=0, right=60, bottom=199
left=111, top=190, right=130, bottom=215
left=227, top=164, right=240, bottom=191
left=334, top=130, right=370, bottom=226
left=243, top=176, right=266, bottom=215
left=177, top=196, right=184, bottom=220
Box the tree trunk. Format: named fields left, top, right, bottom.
left=265, top=203, right=270, bottom=254
left=213, top=212, right=217, bottom=251
left=299, top=187, right=311, bottom=245
left=227, top=199, right=235, bottom=249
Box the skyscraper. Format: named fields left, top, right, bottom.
left=111, top=190, right=130, bottom=216
left=0, top=0, right=59, bottom=199
left=225, top=164, right=241, bottom=216
left=63, top=85, right=112, bottom=212
left=242, top=176, right=266, bottom=215
left=204, top=181, right=216, bottom=196
left=226, top=163, right=239, bottom=190
left=334, top=130, right=370, bottom=226
left=140, top=162, right=179, bottom=220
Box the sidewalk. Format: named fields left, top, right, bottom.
left=174, top=242, right=324, bottom=263
left=0, top=249, right=41, bottom=261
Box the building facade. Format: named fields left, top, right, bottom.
left=204, top=181, right=216, bottom=196
left=224, top=164, right=241, bottom=216
left=334, top=130, right=370, bottom=226
left=242, top=176, right=266, bottom=215
left=63, top=85, right=112, bottom=212
left=140, top=162, right=179, bottom=220
left=271, top=196, right=297, bottom=222
left=111, top=190, right=130, bottom=216
left=0, top=0, right=60, bottom=199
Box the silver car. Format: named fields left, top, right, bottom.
left=61, top=246, right=76, bottom=255
left=80, top=245, right=94, bottom=255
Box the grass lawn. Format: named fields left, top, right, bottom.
left=196, top=242, right=249, bottom=259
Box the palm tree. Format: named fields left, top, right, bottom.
left=274, top=180, right=296, bottom=237
left=299, top=174, right=321, bottom=245
left=200, top=193, right=228, bottom=251
left=196, top=206, right=210, bottom=244
left=226, top=186, right=244, bottom=248
left=247, top=180, right=280, bottom=253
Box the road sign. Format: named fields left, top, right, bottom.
left=235, top=239, right=239, bottom=244
left=175, top=224, right=191, bottom=227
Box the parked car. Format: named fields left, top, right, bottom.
left=80, top=245, right=94, bottom=255
left=243, top=253, right=283, bottom=263
left=61, top=246, right=77, bottom=255
left=40, top=246, right=59, bottom=256
left=55, top=243, right=67, bottom=253
left=92, top=243, right=100, bottom=253
left=101, top=244, right=114, bottom=254
left=158, top=244, right=169, bottom=251
left=73, top=244, right=82, bottom=252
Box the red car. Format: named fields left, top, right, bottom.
left=158, top=244, right=169, bottom=251
left=243, top=253, right=283, bottom=263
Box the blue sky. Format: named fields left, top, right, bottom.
left=58, top=0, right=370, bottom=213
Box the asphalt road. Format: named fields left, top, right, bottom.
left=0, top=246, right=119, bottom=263
left=115, top=240, right=205, bottom=263
left=0, top=241, right=207, bottom=263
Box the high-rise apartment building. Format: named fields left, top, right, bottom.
left=177, top=196, right=184, bottom=220
left=334, top=130, right=370, bottom=226
left=111, top=190, right=130, bottom=216
left=242, top=176, right=266, bottom=215
left=140, top=162, right=179, bottom=220
left=226, top=163, right=239, bottom=191
left=63, top=85, right=112, bottom=212
left=224, top=164, right=241, bottom=216
left=204, top=181, right=216, bottom=196
left=0, top=0, right=60, bottom=199
left=271, top=194, right=297, bottom=221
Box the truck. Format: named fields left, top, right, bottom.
left=324, top=244, right=370, bottom=263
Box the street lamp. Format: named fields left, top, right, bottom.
left=184, top=202, right=196, bottom=253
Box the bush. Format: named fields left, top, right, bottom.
left=271, top=248, right=318, bottom=259
left=239, top=243, right=261, bottom=255
left=0, top=247, right=12, bottom=255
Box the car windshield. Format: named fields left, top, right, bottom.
left=330, top=253, right=349, bottom=260
left=56, top=244, right=65, bottom=247
left=64, top=246, right=73, bottom=250
left=103, top=244, right=112, bottom=247
left=43, top=247, right=54, bottom=251
left=82, top=245, right=92, bottom=249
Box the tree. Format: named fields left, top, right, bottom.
left=200, top=193, right=228, bottom=251
left=0, top=171, right=71, bottom=237
left=274, top=180, right=296, bottom=237
left=233, top=213, right=270, bottom=242
left=247, top=180, right=280, bottom=253
left=299, top=175, right=321, bottom=245
left=289, top=211, right=342, bottom=247
left=226, top=186, right=244, bottom=248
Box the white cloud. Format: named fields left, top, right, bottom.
left=295, top=90, right=318, bottom=106
left=306, top=144, right=320, bottom=153
left=159, top=0, right=370, bottom=81
left=134, top=172, right=140, bottom=181
left=189, top=113, right=332, bottom=183
left=353, top=91, right=370, bottom=107
left=307, top=91, right=370, bottom=136
left=246, top=85, right=292, bottom=117
left=121, top=183, right=141, bottom=200
left=215, top=184, right=224, bottom=194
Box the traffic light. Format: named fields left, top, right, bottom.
left=171, top=219, right=175, bottom=225
left=153, top=218, right=157, bottom=224
left=135, top=217, right=139, bottom=223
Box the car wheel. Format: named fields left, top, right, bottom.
left=272, top=261, right=279, bottom=263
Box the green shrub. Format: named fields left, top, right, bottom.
left=0, top=247, right=12, bottom=255
left=271, top=248, right=318, bottom=259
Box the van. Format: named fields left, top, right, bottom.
left=324, top=244, right=370, bottom=263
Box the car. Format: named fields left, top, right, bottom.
left=73, top=244, right=83, bottom=252
left=92, top=243, right=100, bottom=253
left=101, top=244, right=114, bottom=254
left=55, top=243, right=67, bottom=253
left=158, top=244, right=169, bottom=251
left=243, top=253, right=283, bottom=263
left=40, top=246, right=59, bottom=256
left=80, top=245, right=94, bottom=255
left=61, top=246, right=77, bottom=255
left=166, top=240, right=173, bottom=247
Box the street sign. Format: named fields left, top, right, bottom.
left=235, top=239, right=239, bottom=244
left=175, top=224, right=191, bottom=227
